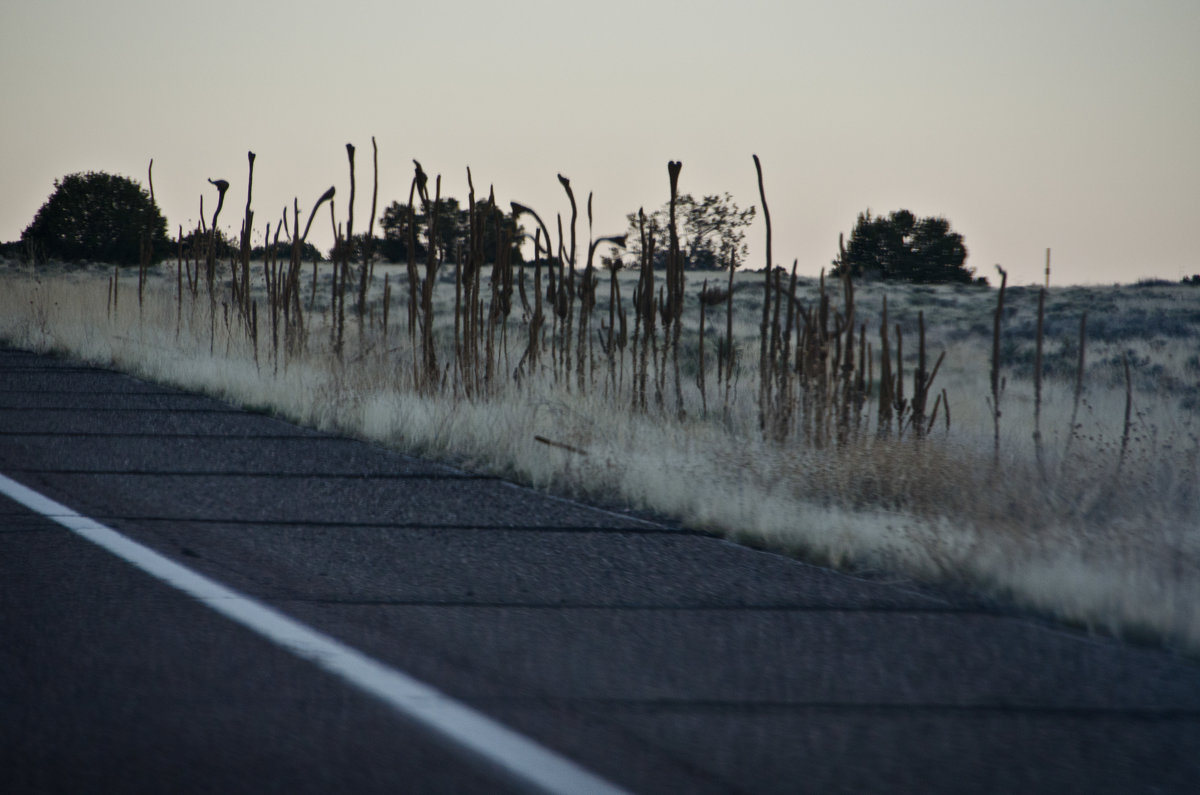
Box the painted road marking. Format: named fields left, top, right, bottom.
left=0, top=473, right=627, bottom=795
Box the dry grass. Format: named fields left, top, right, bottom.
left=2, top=153, right=1198, bottom=656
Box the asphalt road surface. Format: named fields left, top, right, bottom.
left=2, top=346, right=1198, bottom=794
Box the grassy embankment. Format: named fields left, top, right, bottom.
left=2, top=151, right=1197, bottom=653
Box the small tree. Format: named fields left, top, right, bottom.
left=251, top=239, right=323, bottom=262
left=179, top=226, right=238, bottom=261
left=832, top=209, right=982, bottom=284
left=625, top=193, right=755, bottom=270
left=21, top=171, right=171, bottom=266
left=377, top=197, right=523, bottom=264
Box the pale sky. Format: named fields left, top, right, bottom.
left=2, top=0, right=1197, bottom=285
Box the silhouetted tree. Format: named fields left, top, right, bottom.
left=0, top=240, right=24, bottom=260
left=21, top=171, right=171, bottom=266
left=377, top=197, right=523, bottom=264
left=625, top=193, right=755, bottom=270
left=178, top=227, right=238, bottom=261
left=326, top=233, right=377, bottom=264
left=250, top=239, right=323, bottom=262
left=832, top=209, right=983, bottom=284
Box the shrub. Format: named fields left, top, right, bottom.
left=178, top=227, right=238, bottom=261
left=21, top=171, right=171, bottom=266
left=251, top=240, right=323, bottom=262
left=0, top=240, right=24, bottom=261
left=832, top=209, right=982, bottom=285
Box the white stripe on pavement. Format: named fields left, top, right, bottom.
left=0, top=473, right=628, bottom=795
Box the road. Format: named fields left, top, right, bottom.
left=1, top=346, right=1198, bottom=793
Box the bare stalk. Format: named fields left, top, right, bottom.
left=752, top=154, right=772, bottom=432
left=1063, top=311, right=1088, bottom=465
left=1034, top=286, right=1046, bottom=476
left=990, top=265, right=1008, bottom=463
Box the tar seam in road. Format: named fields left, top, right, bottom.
left=0, top=472, right=628, bottom=795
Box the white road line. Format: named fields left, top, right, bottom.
left=0, top=473, right=628, bottom=795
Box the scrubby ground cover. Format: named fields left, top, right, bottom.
left=2, top=248, right=1197, bottom=656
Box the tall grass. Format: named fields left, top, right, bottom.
left=2, top=148, right=1198, bottom=655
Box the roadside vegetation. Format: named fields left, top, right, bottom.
left=2, top=145, right=1198, bottom=655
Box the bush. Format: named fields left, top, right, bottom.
left=0, top=240, right=24, bottom=261
left=327, top=233, right=380, bottom=263
left=21, top=171, right=171, bottom=266
left=251, top=240, right=324, bottom=262
left=177, top=227, right=239, bottom=262
left=832, top=209, right=981, bottom=285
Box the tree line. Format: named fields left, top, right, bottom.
left=15, top=169, right=988, bottom=285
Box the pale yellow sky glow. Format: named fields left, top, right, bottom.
left=2, top=0, right=1197, bottom=284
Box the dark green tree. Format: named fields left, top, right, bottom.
left=378, top=201, right=426, bottom=262
left=377, top=197, right=523, bottom=264
left=625, top=193, right=755, bottom=270
left=178, top=226, right=238, bottom=261
left=326, top=233, right=377, bottom=264
left=832, top=209, right=982, bottom=284
left=21, top=171, right=171, bottom=265
left=250, top=239, right=323, bottom=262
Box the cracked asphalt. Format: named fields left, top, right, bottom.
left=2, top=347, right=1198, bottom=793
